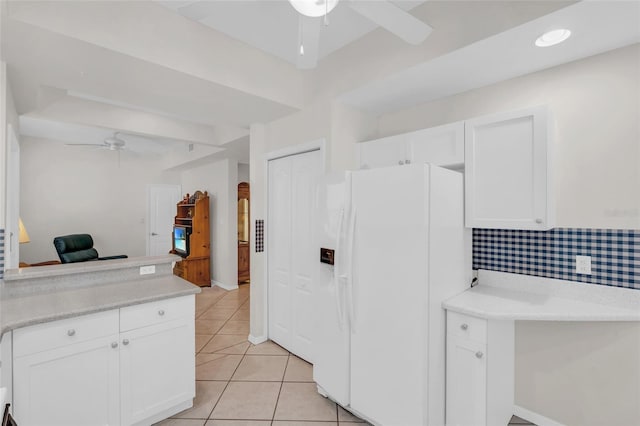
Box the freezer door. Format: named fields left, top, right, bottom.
left=349, top=164, right=431, bottom=426
left=312, top=173, right=351, bottom=406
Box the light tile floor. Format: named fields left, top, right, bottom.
left=157, top=286, right=534, bottom=426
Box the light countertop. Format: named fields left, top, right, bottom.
left=1, top=255, right=200, bottom=335
left=443, top=270, right=640, bottom=321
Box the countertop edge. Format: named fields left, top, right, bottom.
left=1, top=285, right=201, bottom=336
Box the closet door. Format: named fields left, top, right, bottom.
left=268, top=150, right=322, bottom=361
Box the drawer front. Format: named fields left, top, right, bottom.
left=120, top=295, right=194, bottom=332
left=447, top=311, right=487, bottom=343
left=13, top=309, right=119, bottom=357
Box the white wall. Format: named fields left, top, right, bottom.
left=238, top=163, right=249, bottom=183
left=376, top=44, right=640, bottom=426
left=19, top=136, right=180, bottom=263
left=181, top=158, right=238, bottom=290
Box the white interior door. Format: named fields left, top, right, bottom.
left=147, top=185, right=181, bottom=256
left=268, top=149, right=322, bottom=361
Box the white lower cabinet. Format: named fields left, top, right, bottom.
left=446, top=311, right=514, bottom=426
left=120, top=318, right=195, bottom=426
left=14, top=333, right=120, bottom=426
left=12, top=295, right=195, bottom=426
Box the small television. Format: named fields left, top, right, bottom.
left=173, top=226, right=191, bottom=257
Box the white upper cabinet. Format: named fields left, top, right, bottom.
left=465, top=106, right=554, bottom=230
left=406, top=121, right=464, bottom=167
left=356, top=121, right=464, bottom=169
left=356, top=134, right=409, bottom=169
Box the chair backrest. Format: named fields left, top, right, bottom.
left=53, top=234, right=99, bottom=263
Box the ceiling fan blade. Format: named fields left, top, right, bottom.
left=347, top=0, right=432, bottom=45
left=177, top=0, right=217, bottom=21
left=64, top=143, right=105, bottom=148
left=297, top=15, right=322, bottom=70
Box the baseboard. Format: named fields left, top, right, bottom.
left=212, top=280, right=239, bottom=291
left=248, top=334, right=267, bottom=345
left=513, top=405, right=566, bottom=426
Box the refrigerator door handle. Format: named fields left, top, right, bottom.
left=346, top=206, right=357, bottom=333
left=334, top=208, right=347, bottom=329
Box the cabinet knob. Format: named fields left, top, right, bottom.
left=111, top=342, right=118, bottom=349
left=460, top=323, right=468, bottom=330
left=535, top=218, right=543, bottom=224
left=405, top=159, right=411, bottom=164
left=67, top=329, right=76, bottom=337
left=158, top=309, right=165, bottom=316
left=475, top=351, right=484, bottom=359
left=398, top=160, right=404, bottom=165
left=123, top=339, right=130, bottom=346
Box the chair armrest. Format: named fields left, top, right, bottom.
left=97, top=255, right=129, bottom=261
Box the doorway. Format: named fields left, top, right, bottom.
left=238, top=182, right=250, bottom=284
left=267, top=148, right=323, bottom=362
left=146, top=184, right=181, bottom=256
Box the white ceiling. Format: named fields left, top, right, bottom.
left=339, top=1, right=640, bottom=113
left=4, top=1, right=638, bottom=166
left=158, top=0, right=426, bottom=66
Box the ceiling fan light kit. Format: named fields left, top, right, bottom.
left=288, top=0, right=339, bottom=18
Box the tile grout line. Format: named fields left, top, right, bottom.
left=270, top=353, right=291, bottom=423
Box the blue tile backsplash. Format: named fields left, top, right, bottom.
left=0, top=228, right=4, bottom=280
left=473, top=228, right=640, bottom=290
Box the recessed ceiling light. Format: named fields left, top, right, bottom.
left=535, top=29, right=571, bottom=47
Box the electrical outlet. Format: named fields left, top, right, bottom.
left=140, top=265, right=156, bottom=275
left=576, top=255, right=592, bottom=275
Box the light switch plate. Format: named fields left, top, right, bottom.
left=576, top=255, right=592, bottom=275
left=140, top=265, right=156, bottom=275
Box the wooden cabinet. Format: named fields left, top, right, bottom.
left=446, top=311, right=514, bottom=426
left=238, top=242, right=250, bottom=283
left=465, top=106, right=553, bottom=229
left=237, top=182, right=250, bottom=284
left=356, top=122, right=464, bottom=169
left=173, top=191, right=211, bottom=287
left=12, top=296, right=195, bottom=426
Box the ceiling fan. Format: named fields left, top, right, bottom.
left=65, top=133, right=128, bottom=167
left=289, top=0, right=432, bottom=68
left=65, top=133, right=127, bottom=151
left=175, top=0, right=433, bottom=69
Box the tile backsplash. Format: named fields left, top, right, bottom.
left=0, top=228, right=4, bottom=279
left=473, top=228, right=639, bottom=290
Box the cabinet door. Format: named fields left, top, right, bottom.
left=120, top=317, right=195, bottom=426
left=446, top=336, right=487, bottom=426
left=13, top=334, right=120, bottom=426
left=356, top=134, right=408, bottom=169
left=465, top=106, right=553, bottom=229
left=407, top=121, right=464, bottom=167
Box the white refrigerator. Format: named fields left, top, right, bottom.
left=314, top=163, right=469, bottom=426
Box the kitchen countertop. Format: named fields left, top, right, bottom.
left=443, top=270, right=640, bottom=321
left=1, top=255, right=200, bottom=335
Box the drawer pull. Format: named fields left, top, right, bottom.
left=67, top=329, right=76, bottom=337
left=158, top=309, right=165, bottom=316
left=475, top=351, right=484, bottom=359
left=460, top=323, right=468, bottom=330
left=122, top=339, right=130, bottom=346
left=111, top=342, right=118, bottom=349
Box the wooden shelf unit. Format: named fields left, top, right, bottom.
left=173, top=192, right=211, bottom=287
